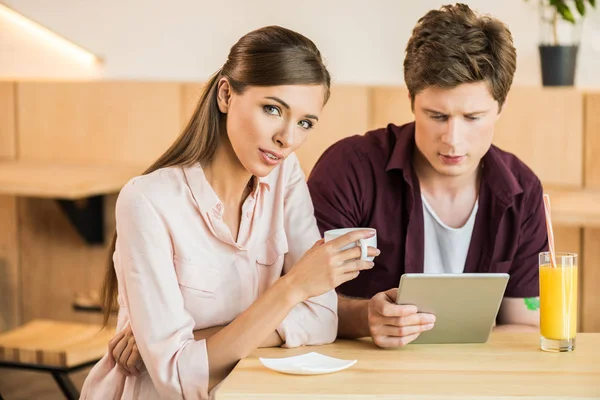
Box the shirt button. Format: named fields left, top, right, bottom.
left=216, top=203, right=222, bottom=212
left=246, top=211, right=252, bottom=218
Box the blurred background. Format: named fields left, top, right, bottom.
left=0, top=1, right=599, bottom=399
left=1, top=0, right=599, bottom=85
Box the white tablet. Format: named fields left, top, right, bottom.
left=395, top=273, right=509, bottom=344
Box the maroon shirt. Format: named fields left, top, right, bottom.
left=307, top=122, right=548, bottom=299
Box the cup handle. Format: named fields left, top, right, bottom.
left=358, top=238, right=368, bottom=261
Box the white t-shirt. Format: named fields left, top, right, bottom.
left=422, top=195, right=478, bottom=274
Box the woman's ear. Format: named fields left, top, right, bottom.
left=217, top=78, right=232, bottom=113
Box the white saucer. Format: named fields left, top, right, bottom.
left=259, top=352, right=357, bottom=375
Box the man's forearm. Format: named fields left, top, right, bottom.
left=337, top=294, right=371, bottom=339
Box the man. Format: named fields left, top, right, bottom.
left=307, top=3, right=547, bottom=348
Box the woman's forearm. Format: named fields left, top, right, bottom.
left=206, top=275, right=302, bottom=390
left=193, top=327, right=283, bottom=347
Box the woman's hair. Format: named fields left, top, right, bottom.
left=101, top=25, right=331, bottom=325
left=404, top=3, right=516, bottom=109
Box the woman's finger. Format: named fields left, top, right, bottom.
left=119, top=338, right=136, bottom=374
left=338, top=260, right=374, bottom=274
left=107, top=328, right=128, bottom=367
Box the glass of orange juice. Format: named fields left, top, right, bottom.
left=539, top=252, right=578, bottom=352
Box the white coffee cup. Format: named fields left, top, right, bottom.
left=323, top=228, right=377, bottom=262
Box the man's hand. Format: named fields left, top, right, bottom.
left=368, top=288, right=436, bottom=348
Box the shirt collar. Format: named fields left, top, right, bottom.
left=182, top=164, right=271, bottom=213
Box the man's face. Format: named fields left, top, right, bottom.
left=413, top=82, right=501, bottom=178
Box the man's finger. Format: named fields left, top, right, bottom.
left=379, top=312, right=436, bottom=327
left=376, top=301, right=418, bottom=318
left=371, top=322, right=434, bottom=337
left=383, top=288, right=399, bottom=302
left=373, top=332, right=422, bottom=348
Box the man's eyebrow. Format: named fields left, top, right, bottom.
left=422, top=108, right=447, bottom=115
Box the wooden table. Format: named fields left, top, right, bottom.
left=216, top=333, right=600, bottom=399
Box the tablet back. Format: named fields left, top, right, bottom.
left=396, top=273, right=510, bottom=344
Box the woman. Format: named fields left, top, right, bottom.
left=80, top=25, right=377, bottom=400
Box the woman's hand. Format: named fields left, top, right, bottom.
left=286, top=229, right=379, bottom=300
left=107, top=324, right=143, bottom=377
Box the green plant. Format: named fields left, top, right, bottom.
left=526, top=0, right=597, bottom=44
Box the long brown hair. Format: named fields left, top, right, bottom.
left=101, top=26, right=331, bottom=326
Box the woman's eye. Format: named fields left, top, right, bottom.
left=264, top=105, right=281, bottom=116
left=299, top=120, right=313, bottom=130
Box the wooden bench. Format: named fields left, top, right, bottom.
left=0, top=319, right=114, bottom=399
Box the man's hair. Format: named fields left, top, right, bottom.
left=404, top=3, right=516, bottom=109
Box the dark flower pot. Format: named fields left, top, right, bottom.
left=538, top=45, right=579, bottom=86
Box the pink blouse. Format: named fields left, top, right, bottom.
left=80, top=154, right=337, bottom=399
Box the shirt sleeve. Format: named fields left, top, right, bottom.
left=114, top=180, right=209, bottom=399
left=505, top=178, right=549, bottom=298
left=276, top=154, right=338, bottom=347
left=307, top=139, right=370, bottom=236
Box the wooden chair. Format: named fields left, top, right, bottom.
left=0, top=319, right=113, bottom=399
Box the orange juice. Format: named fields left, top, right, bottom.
left=539, top=264, right=577, bottom=340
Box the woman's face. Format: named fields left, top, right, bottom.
left=217, top=79, right=326, bottom=177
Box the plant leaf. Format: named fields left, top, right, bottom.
left=576, top=0, right=586, bottom=16
left=589, top=0, right=596, bottom=8
left=557, top=2, right=576, bottom=23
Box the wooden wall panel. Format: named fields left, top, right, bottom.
left=0, top=82, right=16, bottom=160
left=16, top=82, right=182, bottom=167
left=553, top=227, right=584, bottom=332
left=18, top=195, right=117, bottom=325
left=180, top=82, right=204, bottom=128
left=553, top=227, right=582, bottom=255
left=0, top=196, right=19, bottom=331
left=582, top=229, right=600, bottom=332
left=494, top=87, right=583, bottom=188
left=368, top=86, right=413, bottom=131
left=295, top=86, right=370, bottom=176
left=0, top=82, right=19, bottom=331
left=584, top=92, right=600, bottom=188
